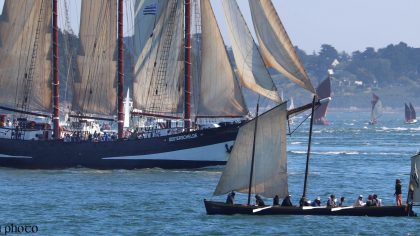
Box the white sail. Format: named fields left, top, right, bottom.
left=410, top=153, right=420, bottom=203
left=214, top=102, right=288, bottom=198
left=132, top=0, right=184, bottom=114
left=221, top=0, right=281, bottom=103
left=370, top=94, right=383, bottom=123
left=248, top=0, right=315, bottom=94
left=73, top=0, right=117, bottom=116
left=197, top=0, right=248, bottom=117
left=0, top=0, right=52, bottom=112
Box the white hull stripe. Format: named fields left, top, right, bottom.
left=102, top=142, right=233, bottom=161
left=0, top=154, right=32, bottom=159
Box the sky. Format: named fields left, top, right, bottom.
left=0, top=0, right=419, bottom=54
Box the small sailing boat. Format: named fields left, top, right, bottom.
left=405, top=103, right=417, bottom=124
left=313, top=76, right=331, bottom=125
left=369, top=93, right=383, bottom=125
left=203, top=0, right=416, bottom=217
left=288, top=97, right=295, bottom=124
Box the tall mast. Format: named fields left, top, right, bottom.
left=52, top=0, right=60, bottom=139
left=117, top=0, right=124, bottom=139
left=184, top=0, right=192, bottom=129
left=247, top=97, right=260, bottom=205
left=302, top=96, right=316, bottom=200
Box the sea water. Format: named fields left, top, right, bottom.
left=0, top=111, right=419, bottom=235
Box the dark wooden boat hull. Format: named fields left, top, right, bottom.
left=0, top=125, right=239, bottom=169
left=204, top=200, right=413, bottom=217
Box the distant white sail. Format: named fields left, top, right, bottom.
left=197, top=0, right=248, bottom=117
left=221, top=0, right=281, bottom=103
left=248, top=0, right=315, bottom=94
left=410, top=153, right=420, bottom=203
left=214, top=103, right=288, bottom=198
left=370, top=93, right=383, bottom=123
left=0, top=0, right=52, bottom=112
left=73, top=0, right=118, bottom=116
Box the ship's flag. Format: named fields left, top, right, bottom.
left=143, top=3, right=157, bottom=15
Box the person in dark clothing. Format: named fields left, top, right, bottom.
left=311, top=196, right=321, bottom=207
left=366, top=194, right=374, bottom=207
left=299, top=197, right=310, bottom=207
left=226, top=191, right=235, bottom=204
left=327, top=194, right=337, bottom=207
left=339, top=197, right=345, bottom=207
left=395, top=179, right=402, bottom=206
left=255, top=194, right=265, bottom=206
left=281, top=195, right=293, bottom=206
left=273, top=195, right=280, bottom=206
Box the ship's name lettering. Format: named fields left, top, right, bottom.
left=168, top=133, right=198, bottom=142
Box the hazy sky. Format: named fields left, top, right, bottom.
left=1, top=0, right=419, bottom=53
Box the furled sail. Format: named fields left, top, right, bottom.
left=197, top=0, right=248, bottom=117
left=409, top=153, right=420, bottom=203
left=0, top=0, right=52, bottom=112
left=133, top=0, right=185, bottom=114
left=370, top=93, right=383, bottom=123
left=221, top=0, right=281, bottom=103
left=248, top=0, right=315, bottom=94
left=73, top=0, right=118, bottom=116
left=214, top=102, right=288, bottom=198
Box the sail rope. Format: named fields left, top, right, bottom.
left=288, top=104, right=321, bottom=136
left=144, top=1, right=179, bottom=116
left=17, top=0, right=46, bottom=115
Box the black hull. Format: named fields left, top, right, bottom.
left=0, top=125, right=239, bottom=169
left=204, top=200, right=413, bottom=217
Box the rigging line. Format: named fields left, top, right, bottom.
left=144, top=2, right=169, bottom=112
left=287, top=103, right=321, bottom=136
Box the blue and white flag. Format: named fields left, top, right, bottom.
left=143, top=3, right=157, bottom=15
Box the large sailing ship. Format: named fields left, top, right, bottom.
left=0, top=0, right=315, bottom=169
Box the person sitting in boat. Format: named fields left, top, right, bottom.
left=326, top=194, right=337, bottom=207
left=394, top=179, right=402, bottom=206
left=338, top=196, right=345, bottom=207
left=273, top=195, right=280, bottom=206
left=365, top=194, right=375, bottom=207
left=354, top=195, right=365, bottom=207
left=281, top=195, right=293, bottom=207
left=226, top=191, right=235, bottom=204
left=373, top=194, right=382, bottom=207
left=255, top=194, right=265, bottom=206
left=311, top=196, right=321, bottom=207
left=299, top=197, right=310, bottom=207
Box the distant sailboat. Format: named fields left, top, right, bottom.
left=369, top=93, right=383, bottom=125
left=313, top=77, right=331, bottom=125
left=288, top=97, right=295, bottom=124
left=405, top=103, right=417, bottom=124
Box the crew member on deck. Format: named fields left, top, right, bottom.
left=226, top=191, right=235, bottom=204
left=255, top=194, right=265, bottom=206
left=327, top=194, right=337, bottom=207
left=281, top=195, right=293, bottom=206
left=273, top=195, right=280, bottom=206
left=395, top=179, right=402, bottom=206
left=311, top=196, right=321, bottom=206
